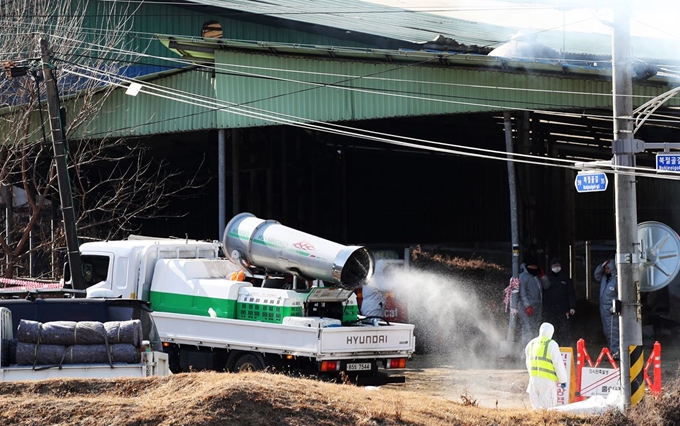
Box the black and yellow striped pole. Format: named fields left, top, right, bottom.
left=629, top=345, right=645, bottom=405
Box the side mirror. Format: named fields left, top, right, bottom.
left=62, top=262, right=72, bottom=288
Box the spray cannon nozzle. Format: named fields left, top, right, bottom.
left=332, top=246, right=374, bottom=289
left=223, top=213, right=374, bottom=290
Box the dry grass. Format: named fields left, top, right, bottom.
left=0, top=371, right=640, bottom=426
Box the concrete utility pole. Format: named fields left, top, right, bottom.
left=504, top=112, right=520, bottom=277
left=611, top=2, right=643, bottom=409
left=39, top=38, right=85, bottom=291
left=503, top=112, right=520, bottom=347
left=503, top=111, right=519, bottom=277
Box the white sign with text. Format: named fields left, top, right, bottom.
left=556, top=349, right=573, bottom=406
left=580, top=367, right=621, bottom=397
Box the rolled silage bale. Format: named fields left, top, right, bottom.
left=71, top=322, right=108, bottom=345
left=34, top=321, right=79, bottom=345
left=61, top=344, right=139, bottom=364
left=15, top=342, right=66, bottom=365
left=110, top=344, right=140, bottom=363
left=16, top=320, right=45, bottom=343
left=105, top=320, right=142, bottom=347
left=18, top=320, right=108, bottom=345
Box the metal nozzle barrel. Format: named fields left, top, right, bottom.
left=223, top=212, right=374, bottom=290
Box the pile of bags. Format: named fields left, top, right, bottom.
left=14, top=319, right=142, bottom=366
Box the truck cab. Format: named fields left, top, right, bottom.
left=69, top=238, right=222, bottom=300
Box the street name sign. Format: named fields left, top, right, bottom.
left=575, top=172, right=608, bottom=193
left=656, top=153, right=680, bottom=172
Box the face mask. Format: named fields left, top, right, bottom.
left=551, top=267, right=561, bottom=273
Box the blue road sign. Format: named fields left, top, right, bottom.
left=656, top=153, right=680, bottom=171
left=575, top=172, right=608, bottom=193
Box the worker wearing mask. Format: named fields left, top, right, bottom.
left=595, top=259, right=619, bottom=359
left=525, top=322, right=568, bottom=409
left=542, top=258, right=577, bottom=347
left=518, top=256, right=546, bottom=349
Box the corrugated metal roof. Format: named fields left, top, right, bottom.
left=157, top=35, right=679, bottom=85
left=186, top=0, right=522, bottom=48
left=184, top=0, right=680, bottom=61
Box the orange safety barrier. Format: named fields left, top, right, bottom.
left=644, top=341, right=662, bottom=396
left=575, top=338, right=662, bottom=401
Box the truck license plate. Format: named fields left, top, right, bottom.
left=347, top=362, right=371, bottom=371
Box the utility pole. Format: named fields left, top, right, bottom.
left=503, top=111, right=520, bottom=348
left=612, top=1, right=643, bottom=408
left=504, top=112, right=520, bottom=278
left=39, top=38, right=85, bottom=291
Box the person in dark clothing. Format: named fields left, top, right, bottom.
left=542, top=258, right=577, bottom=347
left=518, top=256, right=548, bottom=349
left=595, top=259, right=619, bottom=359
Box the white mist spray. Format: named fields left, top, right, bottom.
left=377, top=266, right=508, bottom=369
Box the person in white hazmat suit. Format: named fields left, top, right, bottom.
left=360, top=260, right=393, bottom=319
left=525, top=322, right=568, bottom=409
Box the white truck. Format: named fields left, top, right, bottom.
left=71, top=213, right=416, bottom=383
left=0, top=298, right=170, bottom=381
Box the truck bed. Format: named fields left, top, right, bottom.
left=154, top=312, right=415, bottom=360
left=0, top=352, right=170, bottom=381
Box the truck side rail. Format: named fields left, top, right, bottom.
left=154, top=312, right=415, bottom=360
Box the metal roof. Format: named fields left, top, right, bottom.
left=183, top=0, right=680, bottom=61
left=63, top=39, right=680, bottom=139
left=157, top=35, right=678, bottom=85
left=182, top=0, right=546, bottom=48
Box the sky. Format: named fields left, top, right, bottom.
left=362, top=0, right=680, bottom=41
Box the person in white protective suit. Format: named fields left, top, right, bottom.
left=525, top=322, right=568, bottom=409
left=360, top=260, right=394, bottom=318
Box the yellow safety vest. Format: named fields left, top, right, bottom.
left=528, top=337, right=558, bottom=381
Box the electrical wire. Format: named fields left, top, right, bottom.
left=57, top=60, right=680, bottom=184
left=45, top=32, right=657, bottom=107
left=5, top=25, right=679, bottom=178
left=63, top=45, right=680, bottom=130
left=44, top=31, right=680, bottom=140
left=12, top=29, right=671, bottom=152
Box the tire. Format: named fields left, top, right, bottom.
left=233, top=353, right=265, bottom=372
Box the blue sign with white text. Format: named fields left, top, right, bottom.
left=575, top=172, right=608, bottom=193
left=656, top=153, right=680, bottom=171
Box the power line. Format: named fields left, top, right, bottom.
left=59, top=61, right=680, bottom=184
left=6, top=31, right=677, bottom=177
left=49, top=33, right=653, bottom=103
left=52, top=35, right=680, bottom=132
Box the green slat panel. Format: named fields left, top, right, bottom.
left=61, top=52, right=680, bottom=138
left=214, top=50, right=680, bottom=128
left=71, top=70, right=218, bottom=139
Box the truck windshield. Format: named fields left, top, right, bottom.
left=64, top=255, right=111, bottom=288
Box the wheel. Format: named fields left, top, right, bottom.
left=233, top=353, right=265, bottom=372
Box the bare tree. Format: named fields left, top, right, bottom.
left=0, top=1, right=205, bottom=279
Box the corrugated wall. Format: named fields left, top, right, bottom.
left=74, top=70, right=218, bottom=138
left=214, top=50, right=680, bottom=129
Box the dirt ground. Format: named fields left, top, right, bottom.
left=384, top=354, right=531, bottom=409
left=1, top=349, right=679, bottom=426
left=385, top=343, right=680, bottom=410
left=0, top=370, right=595, bottom=426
